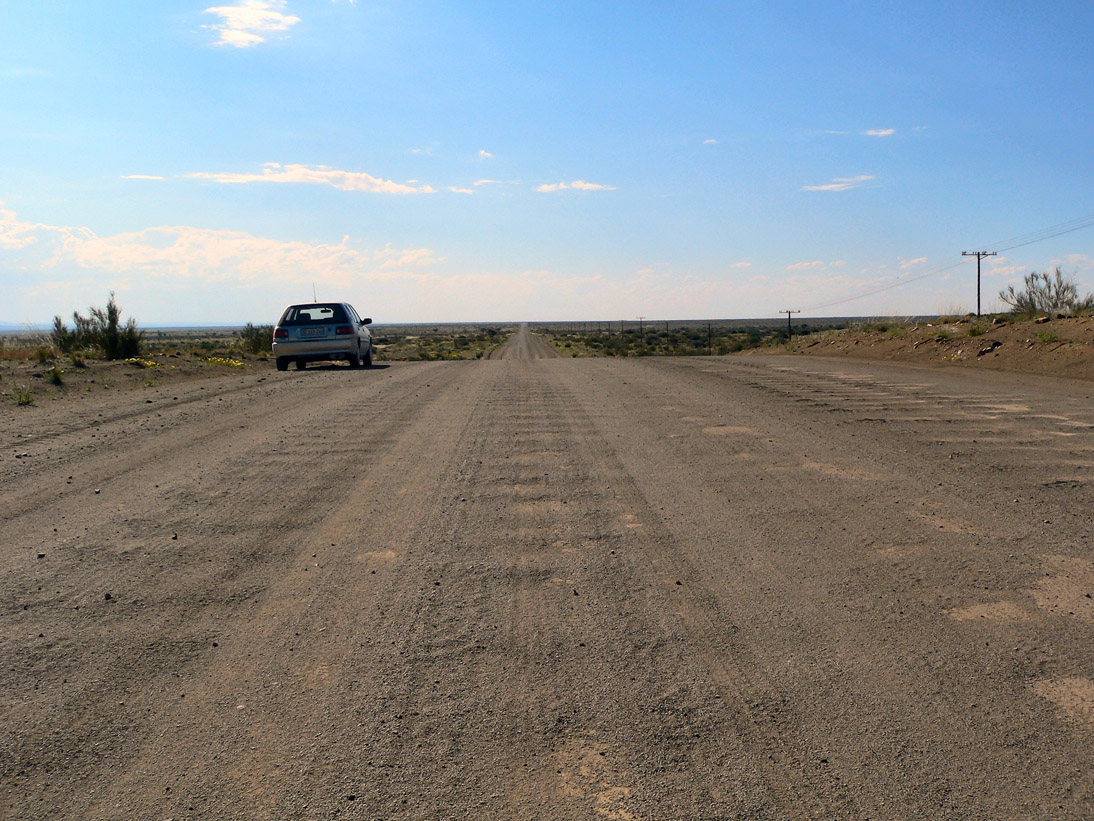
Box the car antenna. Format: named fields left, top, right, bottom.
left=312, top=282, right=317, bottom=302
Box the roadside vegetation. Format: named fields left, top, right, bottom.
left=536, top=320, right=845, bottom=357
left=52, top=292, right=142, bottom=360
left=372, top=326, right=512, bottom=360
left=999, top=267, right=1094, bottom=318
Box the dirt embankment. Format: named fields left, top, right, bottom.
left=782, top=315, right=1094, bottom=380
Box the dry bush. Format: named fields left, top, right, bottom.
left=999, top=268, right=1094, bottom=317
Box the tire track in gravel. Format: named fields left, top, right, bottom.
left=2, top=361, right=461, bottom=820
left=0, top=365, right=437, bottom=519
left=6, top=348, right=1094, bottom=820
left=555, top=354, right=1094, bottom=819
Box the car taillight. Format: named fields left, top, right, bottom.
left=335, top=325, right=353, bottom=335
left=274, top=328, right=288, bottom=338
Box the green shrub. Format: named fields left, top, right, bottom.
left=1036, top=329, right=1059, bottom=343
left=53, top=292, right=142, bottom=359
left=10, top=385, right=34, bottom=406
left=237, top=322, right=273, bottom=354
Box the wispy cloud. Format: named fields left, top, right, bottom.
left=863, top=128, right=895, bottom=137
left=729, top=261, right=751, bottom=269
left=122, top=174, right=165, bottom=181
left=0, top=203, right=439, bottom=287
left=0, top=67, right=51, bottom=79
left=203, top=1, right=300, bottom=48
left=786, top=260, right=845, bottom=271
left=187, top=162, right=434, bottom=193
left=802, top=174, right=875, bottom=192
left=703, top=139, right=719, bottom=145
left=377, top=244, right=442, bottom=269
left=900, top=256, right=928, bottom=269
left=448, top=186, right=474, bottom=194
left=535, top=180, right=616, bottom=193
left=478, top=150, right=493, bottom=160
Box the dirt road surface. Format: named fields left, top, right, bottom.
left=486, top=325, right=561, bottom=360
left=4, top=325, right=1093, bottom=819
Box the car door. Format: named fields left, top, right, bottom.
left=349, top=304, right=370, bottom=352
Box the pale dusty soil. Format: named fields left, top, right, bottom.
left=783, top=315, right=1094, bottom=382
left=3, top=325, right=1094, bottom=819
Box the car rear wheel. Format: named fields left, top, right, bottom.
left=348, top=352, right=361, bottom=368
left=295, top=359, right=307, bottom=370
left=363, top=346, right=373, bottom=367
left=276, top=357, right=289, bottom=371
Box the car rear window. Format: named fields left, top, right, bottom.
left=279, top=304, right=349, bottom=325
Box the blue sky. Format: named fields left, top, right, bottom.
left=2, top=0, right=1093, bottom=324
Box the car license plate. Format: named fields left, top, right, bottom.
left=300, top=327, right=326, bottom=337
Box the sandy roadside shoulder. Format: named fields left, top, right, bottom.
left=761, top=315, right=1094, bottom=381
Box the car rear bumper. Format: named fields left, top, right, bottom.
left=273, top=339, right=357, bottom=359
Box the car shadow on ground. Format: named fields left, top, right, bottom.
left=277, top=363, right=392, bottom=373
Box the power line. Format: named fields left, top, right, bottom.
left=780, top=309, right=800, bottom=341
left=962, top=251, right=996, bottom=317
left=798, top=212, right=1094, bottom=314
left=992, top=213, right=1094, bottom=252
left=801, top=258, right=966, bottom=313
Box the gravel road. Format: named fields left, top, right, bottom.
left=4, top=325, right=1093, bottom=819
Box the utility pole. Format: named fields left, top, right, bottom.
left=780, top=309, right=800, bottom=343
left=962, top=251, right=997, bottom=317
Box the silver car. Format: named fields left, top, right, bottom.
left=272, top=302, right=374, bottom=370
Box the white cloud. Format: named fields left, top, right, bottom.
left=448, top=187, right=474, bottom=194
left=0, top=203, right=52, bottom=249
left=802, top=174, right=875, bottom=192
left=203, top=1, right=300, bottom=49
left=729, top=261, right=752, bottom=269
left=703, top=139, right=718, bottom=145
left=376, top=244, right=444, bottom=269
left=535, top=180, right=617, bottom=193
left=187, top=163, right=433, bottom=194
left=122, top=174, right=165, bottom=181
left=786, top=260, right=825, bottom=271
left=0, top=204, right=440, bottom=289
left=900, top=256, right=928, bottom=269
left=478, top=150, right=493, bottom=160
left=863, top=128, right=895, bottom=137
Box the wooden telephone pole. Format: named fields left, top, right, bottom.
left=780, top=309, right=800, bottom=342
left=962, top=251, right=997, bottom=317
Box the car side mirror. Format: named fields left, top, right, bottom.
left=361, top=318, right=372, bottom=325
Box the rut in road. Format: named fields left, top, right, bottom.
left=3, top=346, right=1094, bottom=819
